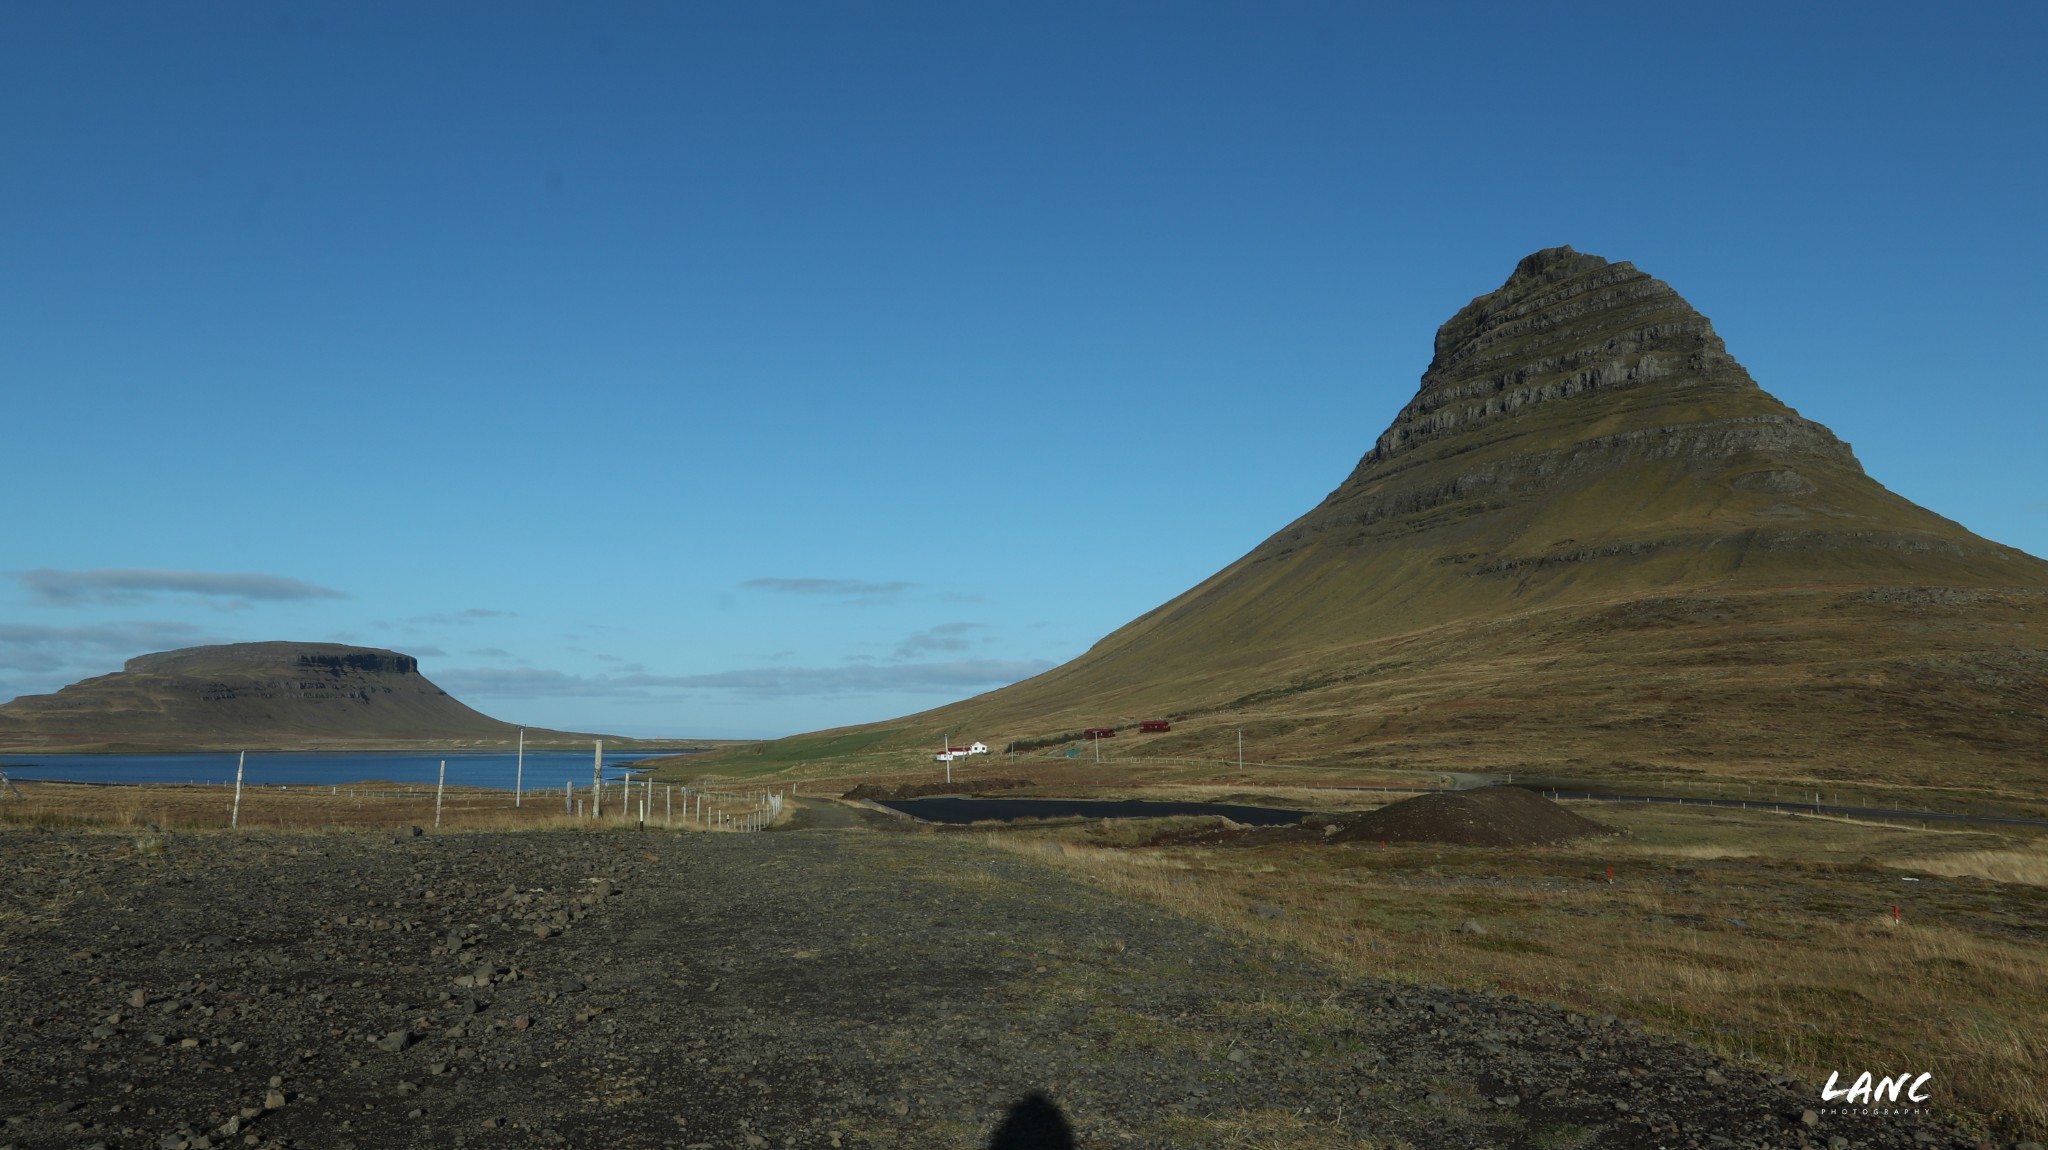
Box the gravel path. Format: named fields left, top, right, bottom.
left=0, top=813, right=1985, bottom=1149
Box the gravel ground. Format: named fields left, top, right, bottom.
left=0, top=805, right=1993, bottom=1150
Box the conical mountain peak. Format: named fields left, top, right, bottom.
left=1385, top=247, right=1769, bottom=469
left=1506, top=244, right=1609, bottom=286
left=797, top=248, right=2048, bottom=796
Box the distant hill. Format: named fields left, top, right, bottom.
left=0, top=642, right=639, bottom=752
left=741, top=247, right=2048, bottom=800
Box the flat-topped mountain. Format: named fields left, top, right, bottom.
left=768, top=248, right=2048, bottom=801
left=0, top=642, right=595, bottom=752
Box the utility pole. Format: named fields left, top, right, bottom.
left=1237, top=729, right=1244, bottom=770
left=592, top=739, right=603, bottom=819
left=514, top=727, right=525, bottom=808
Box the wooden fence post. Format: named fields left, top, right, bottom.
left=231, top=751, right=246, bottom=829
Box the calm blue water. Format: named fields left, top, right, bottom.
left=0, top=751, right=682, bottom=790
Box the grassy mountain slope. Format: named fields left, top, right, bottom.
left=721, top=248, right=2048, bottom=800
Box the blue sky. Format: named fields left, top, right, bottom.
left=4, top=2, right=2044, bottom=739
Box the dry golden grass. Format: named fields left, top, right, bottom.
left=1895, top=839, right=2048, bottom=886
left=983, top=801, right=2048, bottom=1137
left=715, top=582, right=2048, bottom=816
left=0, top=779, right=782, bottom=835
left=696, top=750, right=1469, bottom=804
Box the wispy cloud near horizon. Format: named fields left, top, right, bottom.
left=740, top=577, right=914, bottom=604
left=0, top=621, right=214, bottom=675
left=434, top=657, right=1051, bottom=701
left=407, top=608, right=516, bottom=627
left=17, top=568, right=348, bottom=607
left=430, top=667, right=661, bottom=699
left=893, top=622, right=982, bottom=659
left=667, top=658, right=1050, bottom=696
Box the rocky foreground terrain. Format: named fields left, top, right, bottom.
left=0, top=806, right=1995, bottom=1149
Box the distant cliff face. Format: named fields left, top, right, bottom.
left=0, top=642, right=519, bottom=751
left=126, top=646, right=420, bottom=677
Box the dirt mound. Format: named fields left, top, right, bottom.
left=1134, top=787, right=1615, bottom=850
left=841, top=777, right=1034, bottom=801
left=1313, top=786, right=1614, bottom=847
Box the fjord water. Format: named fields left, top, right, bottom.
left=0, top=750, right=669, bottom=789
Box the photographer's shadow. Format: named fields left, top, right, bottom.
left=986, top=1092, right=1076, bottom=1150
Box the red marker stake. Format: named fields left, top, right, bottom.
left=1607, top=865, right=1614, bottom=883
left=1894, top=905, right=1900, bottom=923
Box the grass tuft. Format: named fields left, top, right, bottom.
left=1894, top=840, right=2048, bottom=886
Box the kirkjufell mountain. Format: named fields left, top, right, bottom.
left=784, top=247, right=2048, bottom=797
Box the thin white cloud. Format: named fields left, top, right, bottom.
left=17, top=568, right=347, bottom=607
left=664, top=658, right=1051, bottom=697
left=431, top=667, right=649, bottom=699
left=741, top=577, right=914, bottom=604
left=407, top=609, right=516, bottom=626
left=431, top=658, right=1052, bottom=701
left=0, top=621, right=212, bottom=674
left=893, top=622, right=983, bottom=659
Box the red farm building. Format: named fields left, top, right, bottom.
left=1082, top=727, right=1117, bottom=739
left=1138, top=720, right=1171, bottom=733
